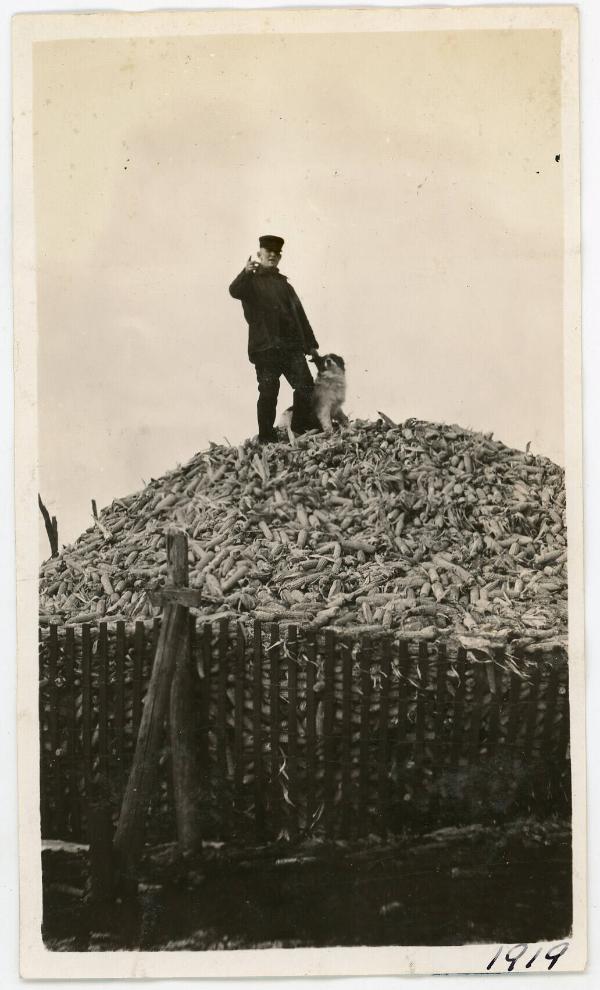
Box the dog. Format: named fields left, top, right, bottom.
left=279, top=353, right=348, bottom=433
left=310, top=352, right=348, bottom=431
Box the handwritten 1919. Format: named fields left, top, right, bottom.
left=487, top=942, right=569, bottom=972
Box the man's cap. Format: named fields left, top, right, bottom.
left=259, top=234, right=284, bottom=252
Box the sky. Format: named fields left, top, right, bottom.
left=34, top=28, right=563, bottom=553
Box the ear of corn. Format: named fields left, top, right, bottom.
left=39, top=418, right=567, bottom=651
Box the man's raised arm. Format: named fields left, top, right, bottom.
left=229, top=256, right=259, bottom=299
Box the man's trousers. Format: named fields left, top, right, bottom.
left=253, top=348, right=315, bottom=439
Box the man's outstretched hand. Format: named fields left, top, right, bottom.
left=244, top=255, right=260, bottom=273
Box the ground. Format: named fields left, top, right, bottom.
left=42, top=817, right=571, bottom=952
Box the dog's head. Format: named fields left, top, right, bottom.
left=311, top=353, right=345, bottom=373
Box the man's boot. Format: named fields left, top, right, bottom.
left=257, top=385, right=279, bottom=443
left=291, top=384, right=316, bottom=435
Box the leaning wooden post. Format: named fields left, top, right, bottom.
left=167, top=529, right=203, bottom=858
left=38, top=494, right=59, bottom=558
left=113, top=528, right=190, bottom=873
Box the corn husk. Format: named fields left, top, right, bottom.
left=38, top=418, right=567, bottom=650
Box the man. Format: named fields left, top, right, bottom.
left=229, top=235, right=319, bottom=443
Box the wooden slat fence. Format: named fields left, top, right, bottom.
left=39, top=618, right=571, bottom=845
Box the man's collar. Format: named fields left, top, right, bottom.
left=257, top=265, right=286, bottom=278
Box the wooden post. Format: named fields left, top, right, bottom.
left=166, top=527, right=189, bottom=587
left=48, top=625, right=62, bottom=834
left=64, top=626, right=81, bottom=836
left=323, top=630, right=335, bottom=839
left=114, top=602, right=188, bottom=863
left=233, top=626, right=245, bottom=838
left=114, top=529, right=192, bottom=870
left=269, top=624, right=281, bottom=835
left=38, top=494, right=59, bottom=558
left=168, top=529, right=203, bottom=858
left=305, top=633, right=317, bottom=833
left=340, top=640, right=353, bottom=838
left=358, top=639, right=372, bottom=838
left=286, top=626, right=299, bottom=842
left=377, top=637, right=391, bottom=838
left=252, top=621, right=265, bottom=842
left=216, top=618, right=230, bottom=836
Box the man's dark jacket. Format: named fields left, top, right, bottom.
left=229, top=266, right=319, bottom=363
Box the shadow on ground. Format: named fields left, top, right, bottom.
left=42, top=817, right=571, bottom=951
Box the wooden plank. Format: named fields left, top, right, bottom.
left=523, top=660, right=542, bottom=759
left=411, top=642, right=429, bottom=807
left=169, top=640, right=201, bottom=857
left=64, top=626, right=80, bottom=837
left=377, top=637, right=392, bottom=838
left=485, top=649, right=504, bottom=760
left=414, top=642, right=429, bottom=774
left=287, top=625, right=299, bottom=842
left=539, top=652, right=561, bottom=758
left=305, top=633, right=317, bottom=833
left=269, top=623, right=281, bottom=837
left=468, top=659, right=487, bottom=765
left=198, top=623, right=212, bottom=786
left=252, top=620, right=265, bottom=842
left=187, top=611, right=197, bottom=688
left=48, top=625, right=62, bottom=834
left=151, top=617, right=161, bottom=675
left=434, top=643, right=448, bottom=764
left=216, top=617, right=230, bottom=836
left=115, top=621, right=126, bottom=792
left=233, top=624, right=245, bottom=834
left=450, top=648, right=467, bottom=766
left=556, top=660, right=570, bottom=762
left=185, top=613, right=204, bottom=801
left=358, top=639, right=372, bottom=838
left=166, top=528, right=204, bottom=856
left=340, top=639, right=353, bottom=838
left=428, top=643, right=447, bottom=819
left=81, top=624, right=93, bottom=798
left=166, top=526, right=189, bottom=586
left=187, top=611, right=197, bottom=659
left=114, top=603, right=189, bottom=865
left=149, top=588, right=207, bottom=608
left=394, top=640, right=411, bottom=801
left=505, top=669, right=523, bottom=758
left=38, top=629, right=48, bottom=836
left=98, top=622, right=109, bottom=783
left=323, top=629, right=335, bottom=839
left=132, top=622, right=145, bottom=740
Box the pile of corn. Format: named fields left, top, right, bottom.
left=39, top=418, right=567, bottom=651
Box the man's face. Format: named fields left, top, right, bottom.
left=257, top=246, right=281, bottom=268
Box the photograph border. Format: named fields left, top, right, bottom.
left=13, top=4, right=584, bottom=978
